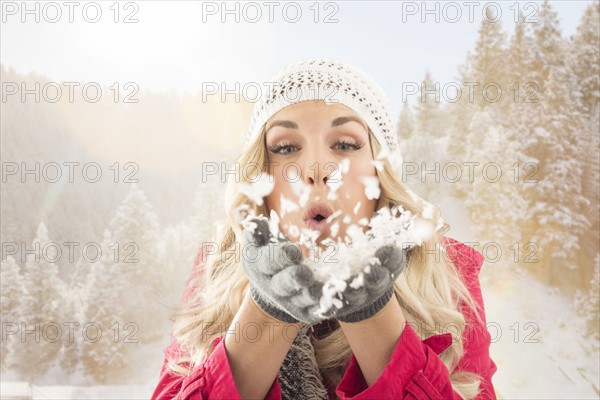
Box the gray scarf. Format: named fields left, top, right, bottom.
left=278, top=325, right=330, bottom=400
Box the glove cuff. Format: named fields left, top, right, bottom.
left=337, top=285, right=395, bottom=324
left=249, top=285, right=299, bottom=324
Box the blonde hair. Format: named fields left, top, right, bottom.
left=167, top=125, right=486, bottom=399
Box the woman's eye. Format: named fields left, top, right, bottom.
left=335, top=140, right=363, bottom=152
left=269, top=142, right=298, bottom=155
left=269, top=140, right=362, bottom=154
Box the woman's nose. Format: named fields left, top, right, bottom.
left=301, top=157, right=332, bottom=187
left=297, top=143, right=335, bottom=187
left=305, top=167, right=329, bottom=186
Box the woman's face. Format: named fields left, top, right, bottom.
left=264, top=100, right=378, bottom=250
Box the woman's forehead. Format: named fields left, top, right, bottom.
left=265, top=101, right=366, bottom=133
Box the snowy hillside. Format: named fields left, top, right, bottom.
left=481, top=258, right=600, bottom=397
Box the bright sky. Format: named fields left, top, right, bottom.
left=1, top=0, right=595, bottom=115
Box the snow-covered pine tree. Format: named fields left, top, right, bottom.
left=414, top=71, right=442, bottom=140
left=576, top=103, right=600, bottom=291
left=569, top=2, right=599, bottom=118
left=190, top=174, right=227, bottom=247
left=505, top=8, right=542, bottom=130
left=396, top=102, right=415, bottom=142
left=66, top=255, right=93, bottom=318
left=505, top=9, right=541, bottom=114
left=498, top=9, right=542, bottom=267
left=458, top=4, right=510, bottom=174
left=464, top=109, right=528, bottom=259
left=506, top=11, right=536, bottom=87
left=109, top=183, right=164, bottom=344
left=159, top=222, right=199, bottom=309
left=0, top=256, right=25, bottom=374
left=81, top=229, right=129, bottom=383
left=465, top=6, right=508, bottom=111
left=445, top=60, right=479, bottom=199
left=569, top=2, right=600, bottom=301
left=58, top=256, right=92, bottom=376
left=402, top=71, right=448, bottom=202
left=188, top=147, right=233, bottom=261
left=527, top=64, right=590, bottom=289
left=531, top=0, right=567, bottom=94
left=20, top=222, right=65, bottom=381
left=506, top=7, right=548, bottom=171
left=396, top=101, right=416, bottom=190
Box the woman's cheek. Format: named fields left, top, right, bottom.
left=340, top=175, right=366, bottom=206
left=273, top=180, right=303, bottom=235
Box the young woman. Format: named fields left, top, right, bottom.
left=152, top=59, right=498, bottom=399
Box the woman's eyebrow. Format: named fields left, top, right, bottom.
left=266, top=116, right=366, bottom=133
left=266, top=120, right=298, bottom=132
left=331, top=116, right=367, bottom=130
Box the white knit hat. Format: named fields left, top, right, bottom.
left=243, top=58, right=402, bottom=169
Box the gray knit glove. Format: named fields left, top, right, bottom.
left=241, top=216, right=324, bottom=324
left=320, top=244, right=410, bottom=323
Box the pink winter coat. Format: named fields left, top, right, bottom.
left=152, top=237, right=498, bottom=399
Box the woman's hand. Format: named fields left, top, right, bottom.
left=241, top=215, right=324, bottom=324
left=320, top=244, right=410, bottom=323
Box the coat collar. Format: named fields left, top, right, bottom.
left=422, top=332, right=453, bottom=355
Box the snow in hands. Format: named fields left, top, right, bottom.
left=236, top=159, right=437, bottom=319
left=310, top=205, right=434, bottom=316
